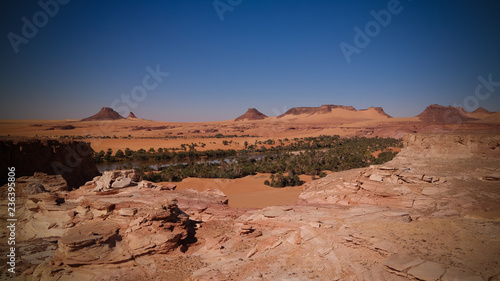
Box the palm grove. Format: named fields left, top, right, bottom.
left=93, top=135, right=402, bottom=187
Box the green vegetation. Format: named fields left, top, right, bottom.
left=264, top=172, right=303, bottom=188
left=114, top=135, right=402, bottom=187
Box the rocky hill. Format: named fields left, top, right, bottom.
left=465, top=107, right=497, bottom=120
left=472, top=107, right=493, bottom=115
left=234, top=108, right=268, bottom=121
left=127, top=112, right=138, bottom=119
left=81, top=107, right=125, bottom=121
left=416, top=104, right=477, bottom=123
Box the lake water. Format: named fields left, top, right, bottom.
left=95, top=155, right=266, bottom=173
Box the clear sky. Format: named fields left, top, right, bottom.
left=1, top=0, right=499, bottom=121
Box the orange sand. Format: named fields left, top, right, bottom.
left=170, top=173, right=313, bottom=208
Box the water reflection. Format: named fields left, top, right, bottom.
left=95, top=155, right=263, bottom=173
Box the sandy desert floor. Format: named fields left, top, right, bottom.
left=172, top=173, right=316, bottom=208
left=1, top=113, right=499, bottom=153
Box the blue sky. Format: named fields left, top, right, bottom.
left=1, top=0, right=499, bottom=121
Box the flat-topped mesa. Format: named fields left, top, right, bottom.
left=277, top=104, right=392, bottom=118
left=416, top=104, right=477, bottom=123
left=234, top=108, right=268, bottom=121
left=278, top=105, right=355, bottom=117
left=81, top=107, right=125, bottom=121
left=317, top=104, right=356, bottom=113
left=127, top=112, right=138, bottom=119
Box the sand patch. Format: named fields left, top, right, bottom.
left=169, top=173, right=312, bottom=208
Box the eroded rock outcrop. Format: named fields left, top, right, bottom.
left=18, top=172, right=69, bottom=194
left=397, top=133, right=500, bottom=160
left=13, top=180, right=230, bottom=280
left=52, top=198, right=187, bottom=266
left=88, top=170, right=139, bottom=191
left=300, top=133, right=500, bottom=214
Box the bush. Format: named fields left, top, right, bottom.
left=115, top=149, right=124, bottom=158
left=268, top=172, right=303, bottom=188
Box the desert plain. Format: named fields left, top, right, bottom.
left=0, top=103, right=499, bottom=280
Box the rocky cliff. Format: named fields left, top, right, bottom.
left=397, top=133, right=500, bottom=159
left=0, top=138, right=100, bottom=188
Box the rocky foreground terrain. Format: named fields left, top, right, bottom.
left=1, top=133, right=499, bottom=280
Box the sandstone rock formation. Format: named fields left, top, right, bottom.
left=18, top=172, right=69, bottom=194
left=416, top=104, right=477, bottom=123
left=234, top=108, right=268, bottom=121
left=127, top=112, right=138, bottom=119
left=89, top=170, right=139, bottom=192
left=397, top=133, right=500, bottom=160
left=6, top=178, right=230, bottom=280
left=81, top=107, right=125, bottom=121
left=277, top=104, right=392, bottom=118
left=51, top=197, right=188, bottom=267
left=278, top=104, right=356, bottom=117
left=0, top=139, right=100, bottom=188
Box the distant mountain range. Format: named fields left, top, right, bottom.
left=80, top=104, right=498, bottom=123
